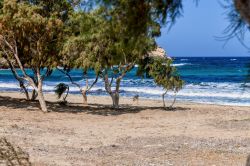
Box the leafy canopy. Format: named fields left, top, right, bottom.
left=62, top=0, right=184, bottom=74
left=0, top=0, right=72, bottom=69
left=139, top=57, right=184, bottom=92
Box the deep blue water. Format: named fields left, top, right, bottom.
left=0, top=57, right=250, bottom=106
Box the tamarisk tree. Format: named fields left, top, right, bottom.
left=61, top=12, right=100, bottom=105
left=0, top=0, right=31, bottom=99
left=150, top=58, right=183, bottom=108
left=65, top=8, right=153, bottom=108
left=138, top=57, right=184, bottom=108
left=0, top=0, right=70, bottom=112
left=71, top=0, right=183, bottom=108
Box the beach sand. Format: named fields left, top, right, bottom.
left=0, top=92, right=249, bottom=165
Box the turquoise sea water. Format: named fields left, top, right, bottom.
left=0, top=57, right=250, bottom=106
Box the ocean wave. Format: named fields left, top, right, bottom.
left=122, top=88, right=250, bottom=99
left=119, top=87, right=163, bottom=95
left=0, top=69, right=11, bottom=71
left=0, top=81, right=249, bottom=93
left=180, top=59, right=188, bottom=61
left=241, top=83, right=250, bottom=88
left=0, top=82, right=20, bottom=89
left=172, top=63, right=191, bottom=67
left=177, top=91, right=250, bottom=99
left=185, top=82, right=249, bottom=89
left=0, top=80, right=250, bottom=106
left=230, top=59, right=237, bottom=61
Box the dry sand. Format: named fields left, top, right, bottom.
left=0, top=92, right=249, bottom=166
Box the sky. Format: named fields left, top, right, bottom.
left=157, top=0, right=250, bottom=57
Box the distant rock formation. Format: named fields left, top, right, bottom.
left=148, top=47, right=171, bottom=59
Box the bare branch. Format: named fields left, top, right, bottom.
left=87, top=74, right=99, bottom=92
left=57, top=67, right=81, bottom=89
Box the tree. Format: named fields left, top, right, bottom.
left=221, top=0, right=250, bottom=44
left=70, top=9, right=152, bottom=108
left=69, top=0, right=183, bottom=108
left=0, top=0, right=71, bottom=112
left=0, top=52, right=30, bottom=100
left=0, top=0, right=3, bottom=12
left=138, top=57, right=184, bottom=109
left=60, top=11, right=100, bottom=105
left=56, top=67, right=99, bottom=105
left=0, top=0, right=32, bottom=100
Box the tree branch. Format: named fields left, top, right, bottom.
left=87, top=74, right=99, bottom=92
left=57, top=67, right=81, bottom=89
left=117, top=62, right=135, bottom=80
left=3, top=56, right=25, bottom=82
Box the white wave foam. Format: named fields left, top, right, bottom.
left=230, top=59, right=237, bottom=61
left=172, top=63, right=191, bottom=67
left=118, top=86, right=250, bottom=99
left=177, top=91, right=250, bottom=99
left=185, top=82, right=242, bottom=89
left=120, top=87, right=163, bottom=95
left=1, top=81, right=249, bottom=106
left=0, top=82, right=19, bottom=89
left=0, top=69, right=11, bottom=71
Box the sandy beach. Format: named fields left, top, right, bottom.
left=0, top=92, right=249, bottom=165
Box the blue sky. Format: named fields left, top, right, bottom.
left=157, top=0, right=250, bottom=57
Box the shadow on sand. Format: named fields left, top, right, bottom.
left=0, top=95, right=191, bottom=116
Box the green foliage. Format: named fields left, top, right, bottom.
left=55, top=83, right=69, bottom=100
left=60, top=0, right=184, bottom=108
left=61, top=11, right=102, bottom=73
left=0, top=0, right=3, bottom=11
left=19, top=0, right=75, bottom=21
left=1, top=0, right=185, bottom=109
left=220, top=0, right=249, bottom=43
left=0, top=0, right=73, bottom=69
left=0, top=0, right=76, bottom=112
left=63, top=0, right=184, bottom=73
left=97, top=0, right=183, bottom=27
left=139, top=57, right=184, bottom=93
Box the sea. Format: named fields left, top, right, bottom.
left=0, top=57, right=250, bottom=106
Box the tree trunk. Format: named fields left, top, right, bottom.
left=4, top=56, right=30, bottom=100
left=3, top=40, right=48, bottom=112
left=103, top=72, right=120, bottom=108
left=112, top=76, right=122, bottom=108
left=169, top=93, right=177, bottom=108
left=19, top=82, right=30, bottom=100
left=36, top=73, right=48, bottom=113
left=162, top=91, right=167, bottom=108
left=111, top=92, right=119, bottom=108
left=63, top=86, right=69, bottom=102
left=31, top=89, right=37, bottom=101
left=37, top=87, right=48, bottom=112
left=81, top=89, right=88, bottom=105
left=81, top=78, right=88, bottom=105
